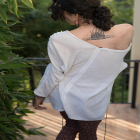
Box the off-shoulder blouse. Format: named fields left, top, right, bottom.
left=34, top=30, right=132, bottom=121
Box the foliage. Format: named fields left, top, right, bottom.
left=103, top=0, right=134, bottom=25
left=9, top=0, right=77, bottom=58
left=0, top=0, right=46, bottom=139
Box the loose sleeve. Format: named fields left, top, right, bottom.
left=34, top=34, right=77, bottom=97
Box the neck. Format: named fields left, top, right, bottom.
left=78, top=17, right=93, bottom=27
left=78, top=22, right=96, bottom=29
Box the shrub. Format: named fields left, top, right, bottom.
left=0, top=0, right=46, bottom=139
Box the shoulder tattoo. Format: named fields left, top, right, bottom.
left=83, top=27, right=115, bottom=41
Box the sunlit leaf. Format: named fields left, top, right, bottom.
left=21, top=0, right=34, bottom=9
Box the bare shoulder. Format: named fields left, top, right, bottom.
left=114, top=24, right=134, bottom=36
left=113, top=24, right=134, bottom=49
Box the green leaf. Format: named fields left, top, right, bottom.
left=9, top=31, right=24, bottom=37
left=0, top=49, right=18, bottom=58
left=12, top=0, right=18, bottom=17
left=0, top=75, right=9, bottom=93
left=0, top=52, right=9, bottom=63
left=16, top=134, right=24, bottom=139
left=0, top=117, right=10, bottom=121
left=0, top=19, right=20, bottom=28
left=0, top=63, right=31, bottom=69
left=28, top=128, right=47, bottom=136
left=12, top=118, right=27, bottom=122
left=11, top=94, right=33, bottom=98
left=18, top=108, right=35, bottom=114
left=2, top=75, right=28, bottom=81
left=0, top=30, right=13, bottom=41
left=17, top=11, right=24, bottom=18
left=0, top=46, right=24, bottom=50
left=0, top=123, right=16, bottom=131
left=16, top=124, right=29, bottom=135
left=7, top=0, right=12, bottom=12
left=7, top=115, right=23, bottom=119
left=13, top=69, right=29, bottom=76
left=21, top=0, right=34, bottom=9
left=7, top=20, right=21, bottom=26
left=0, top=35, right=6, bottom=43
left=0, top=5, right=7, bottom=24
left=7, top=16, right=17, bottom=21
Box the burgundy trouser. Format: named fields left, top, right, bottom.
left=56, top=111, right=102, bottom=140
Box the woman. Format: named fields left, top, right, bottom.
left=32, top=0, right=134, bottom=139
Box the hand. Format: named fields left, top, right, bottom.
left=32, top=96, right=47, bottom=110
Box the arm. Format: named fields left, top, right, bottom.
left=34, top=34, right=77, bottom=97
left=34, top=41, right=64, bottom=97
left=33, top=33, right=82, bottom=109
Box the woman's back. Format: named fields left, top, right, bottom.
left=37, top=28, right=132, bottom=120
left=69, top=24, right=134, bottom=50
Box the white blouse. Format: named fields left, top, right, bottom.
left=34, top=30, right=132, bottom=121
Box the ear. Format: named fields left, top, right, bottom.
left=75, top=14, right=79, bottom=20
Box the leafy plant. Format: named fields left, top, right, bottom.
left=0, top=0, right=46, bottom=139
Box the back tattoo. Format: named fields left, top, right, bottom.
left=83, top=27, right=115, bottom=41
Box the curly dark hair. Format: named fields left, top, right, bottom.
left=48, top=0, right=115, bottom=31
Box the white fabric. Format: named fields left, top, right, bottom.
left=34, top=30, right=132, bottom=121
